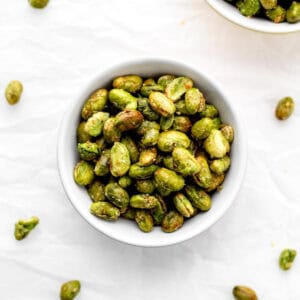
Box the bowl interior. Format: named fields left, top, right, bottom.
left=206, top=0, right=300, bottom=33
left=57, top=59, right=247, bottom=247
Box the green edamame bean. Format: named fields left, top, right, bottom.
left=191, top=117, right=220, bottom=140
left=74, top=161, right=94, bottom=186
left=14, top=216, right=39, bottom=240
left=204, top=129, right=230, bottom=158
left=60, top=280, right=81, bottom=300
left=94, top=149, right=111, bottom=177
left=138, top=147, right=157, bottom=166
left=129, top=164, right=159, bottom=179
left=81, top=89, right=108, bottom=120
left=275, top=97, right=295, bottom=120
left=109, top=89, right=137, bottom=110
left=287, top=2, right=300, bottom=23
left=185, top=185, right=211, bottom=211
left=88, top=180, right=106, bottom=202
left=161, top=211, right=184, bottom=233
left=154, top=168, right=185, bottom=192
left=5, top=80, right=23, bottom=105
left=172, top=116, right=192, bottom=132
left=135, top=210, right=154, bottom=232
left=77, top=141, right=99, bottom=161
left=103, top=117, right=122, bottom=143
left=135, top=179, right=156, bottom=194
left=115, top=110, right=144, bottom=132
left=90, top=202, right=120, bottom=221
left=110, top=142, right=131, bottom=177
left=113, top=75, right=143, bottom=93
left=84, top=112, right=109, bottom=137
left=157, top=130, right=191, bottom=152
left=105, top=183, right=129, bottom=209
left=121, top=136, right=139, bottom=163
left=130, top=194, right=158, bottom=209
left=173, top=193, right=195, bottom=218
left=165, top=77, right=193, bottom=102
left=185, top=88, right=206, bottom=114
left=149, top=92, right=176, bottom=117
left=172, top=147, right=200, bottom=176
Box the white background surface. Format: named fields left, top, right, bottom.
left=0, top=0, right=300, bottom=299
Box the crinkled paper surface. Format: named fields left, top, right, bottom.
left=0, top=0, right=300, bottom=299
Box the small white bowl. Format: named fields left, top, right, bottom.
left=57, top=58, right=247, bottom=247
left=206, top=0, right=300, bottom=33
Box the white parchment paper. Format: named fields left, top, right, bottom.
left=0, top=0, right=300, bottom=299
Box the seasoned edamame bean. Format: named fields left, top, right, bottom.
left=14, top=216, right=39, bottom=240
left=185, top=88, right=205, bottom=114
left=185, top=185, right=211, bottom=211
left=130, top=194, right=158, bottom=209
left=115, top=110, right=144, bottom=132
left=135, top=210, right=154, bottom=232
left=135, top=179, right=156, bottom=194
left=154, top=168, right=185, bottom=192
left=165, top=77, right=193, bottom=102
left=275, top=96, right=295, bottom=120
left=236, top=0, right=261, bottom=16
left=172, top=147, right=200, bottom=176
left=129, top=164, right=159, bottom=179
left=29, top=0, right=49, bottom=8
left=110, top=142, right=131, bottom=177
left=105, top=183, right=129, bottom=209
left=113, top=75, right=143, bottom=93
left=121, top=136, right=139, bottom=163
left=109, top=89, right=137, bottom=110
left=74, top=161, right=94, bottom=186
left=149, top=92, right=176, bottom=117
left=279, top=249, right=297, bottom=270
left=173, top=193, right=195, bottom=218
left=204, top=129, right=230, bottom=158
left=172, top=116, right=192, bottom=132
left=233, top=286, right=258, bottom=300
left=191, top=117, right=220, bottom=140
left=157, top=130, right=191, bottom=152
left=77, top=141, right=99, bottom=161
left=81, top=89, right=108, bottom=120
left=193, top=154, right=212, bottom=189
left=266, top=5, right=286, bottom=22
left=103, top=117, right=121, bottom=143
left=260, top=0, right=277, bottom=9
left=5, top=80, right=23, bottom=105
left=210, top=156, right=231, bottom=175
left=220, top=124, right=234, bottom=143
left=84, top=112, right=109, bottom=137
left=77, top=122, right=91, bottom=143
left=88, top=180, right=106, bottom=202
left=199, top=104, right=219, bottom=118
left=118, top=176, right=132, bottom=189
left=162, top=211, right=184, bottom=233
left=287, top=2, right=300, bottom=23
left=138, top=147, right=157, bottom=166
left=90, top=202, right=120, bottom=221
left=60, top=280, right=81, bottom=300
left=94, top=149, right=111, bottom=177
left=151, top=195, right=167, bottom=225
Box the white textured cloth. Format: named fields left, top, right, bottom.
left=0, top=0, right=300, bottom=299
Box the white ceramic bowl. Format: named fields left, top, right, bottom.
left=206, top=0, right=300, bottom=33
left=57, top=58, right=247, bottom=247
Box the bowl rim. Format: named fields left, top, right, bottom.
left=57, top=57, right=248, bottom=247
left=206, top=0, right=300, bottom=34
